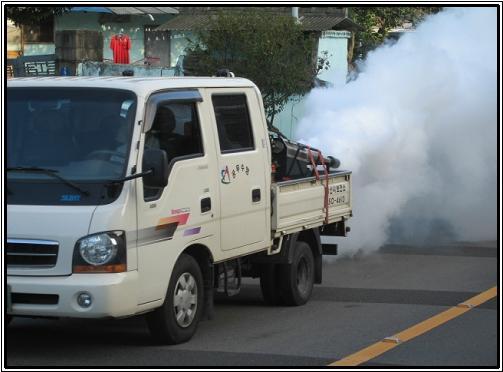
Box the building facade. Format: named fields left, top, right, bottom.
left=7, top=7, right=178, bottom=66
left=7, top=6, right=360, bottom=138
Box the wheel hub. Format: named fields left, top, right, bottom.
left=173, top=272, right=198, bottom=328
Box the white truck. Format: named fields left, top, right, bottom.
left=6, top=76, right=352, bottom=344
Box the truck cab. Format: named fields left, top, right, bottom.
left=6, top=76, right=351, bottom=344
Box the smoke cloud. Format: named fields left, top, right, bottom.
left=296, top=7, right=497, bottom=254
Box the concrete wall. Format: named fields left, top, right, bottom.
left=316, top=30, right=351, bottom=88
left=274, top=96, right=306, bottom=138
left=23, top=43, right=55, bottom=56
left=78, top=61, right=176, bottom=77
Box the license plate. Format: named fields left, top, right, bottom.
left=6, top=285, right=12, bottom=313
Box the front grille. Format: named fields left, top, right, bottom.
left=6, top=239, right=59, bottom=268
left=12, top=293, right=59, bottom=305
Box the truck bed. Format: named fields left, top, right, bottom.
left=271, top=171, right=352, bottom=237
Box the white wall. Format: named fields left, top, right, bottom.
left=274, top=30, right=351, bottom=137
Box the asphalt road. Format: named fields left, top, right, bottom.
left=5, top=241, right=498, bottom=367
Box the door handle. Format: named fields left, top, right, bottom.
left=252, top=188, right=261, bottom=203
left=201, top=197, right=211, bottom=213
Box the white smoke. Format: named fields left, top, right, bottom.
left=296, top=7, right=497, bottom=254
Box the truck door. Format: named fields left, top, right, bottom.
left=136, top=90, right=219, bottom=304
left=210, top=90, right=268, bottom=252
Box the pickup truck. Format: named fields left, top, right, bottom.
left=6, top=76, right=352, bottom=344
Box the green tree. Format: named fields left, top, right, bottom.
left=348, top=7, right=441, bottom=64
left=185, top=11, right=328, bottom=126
left=6, top=6, right=70, bottom=26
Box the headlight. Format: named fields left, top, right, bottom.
left=73, top=231, right=126, bottom=273
left=79, top=233, right=118, bottom=265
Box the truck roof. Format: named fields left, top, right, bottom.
left=7, top=76, right=258, bottom=97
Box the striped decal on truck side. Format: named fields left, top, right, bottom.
left=137, top=213, right=190, bottom=246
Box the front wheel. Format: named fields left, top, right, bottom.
left=146, top=254, right=203, bottom=344
left=279, top=241, right=315, bottom=306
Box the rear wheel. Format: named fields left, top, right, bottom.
left=146, top=254, right=203, bottom=344
left=278, top=241, right=314, bottom=306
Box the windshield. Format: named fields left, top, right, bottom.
left=7, top=87, right=137, bottom=181
left=7, top=87, right=137, bottom=206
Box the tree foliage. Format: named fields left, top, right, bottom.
left=348, top=7, right=442, bottom=63
left=6, top=6, right=70, bottom=26
left=185, top=11, right=328, bottom=126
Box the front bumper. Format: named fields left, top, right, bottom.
left=7, top=271, right=139, bottom=319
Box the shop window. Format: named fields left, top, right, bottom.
left=22, top=17, right=54, bottom=43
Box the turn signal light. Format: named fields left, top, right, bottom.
left=73, top=263, right=127, bottom=273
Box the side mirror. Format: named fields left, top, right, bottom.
left=142, top=149, right=168, bottom=188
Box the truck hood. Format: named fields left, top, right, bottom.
left=7, top=204, right=97, bottom=276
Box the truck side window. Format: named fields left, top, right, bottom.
left=143, top=102, right=203, bottom=200
left=212, top=94, right=255, bottom=153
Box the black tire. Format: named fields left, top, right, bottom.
left=259, top=263, right=283, bottom=305
left=146, top=254, right=203, bottom=344
left=278, top=241, right=314, bottom=306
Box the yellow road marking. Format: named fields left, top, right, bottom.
left=329, top=286, right=497, bottom=367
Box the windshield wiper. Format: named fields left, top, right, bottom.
left=7, top=166, right=90, bottom=196
left=105, top=168, right=153, bottom=185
